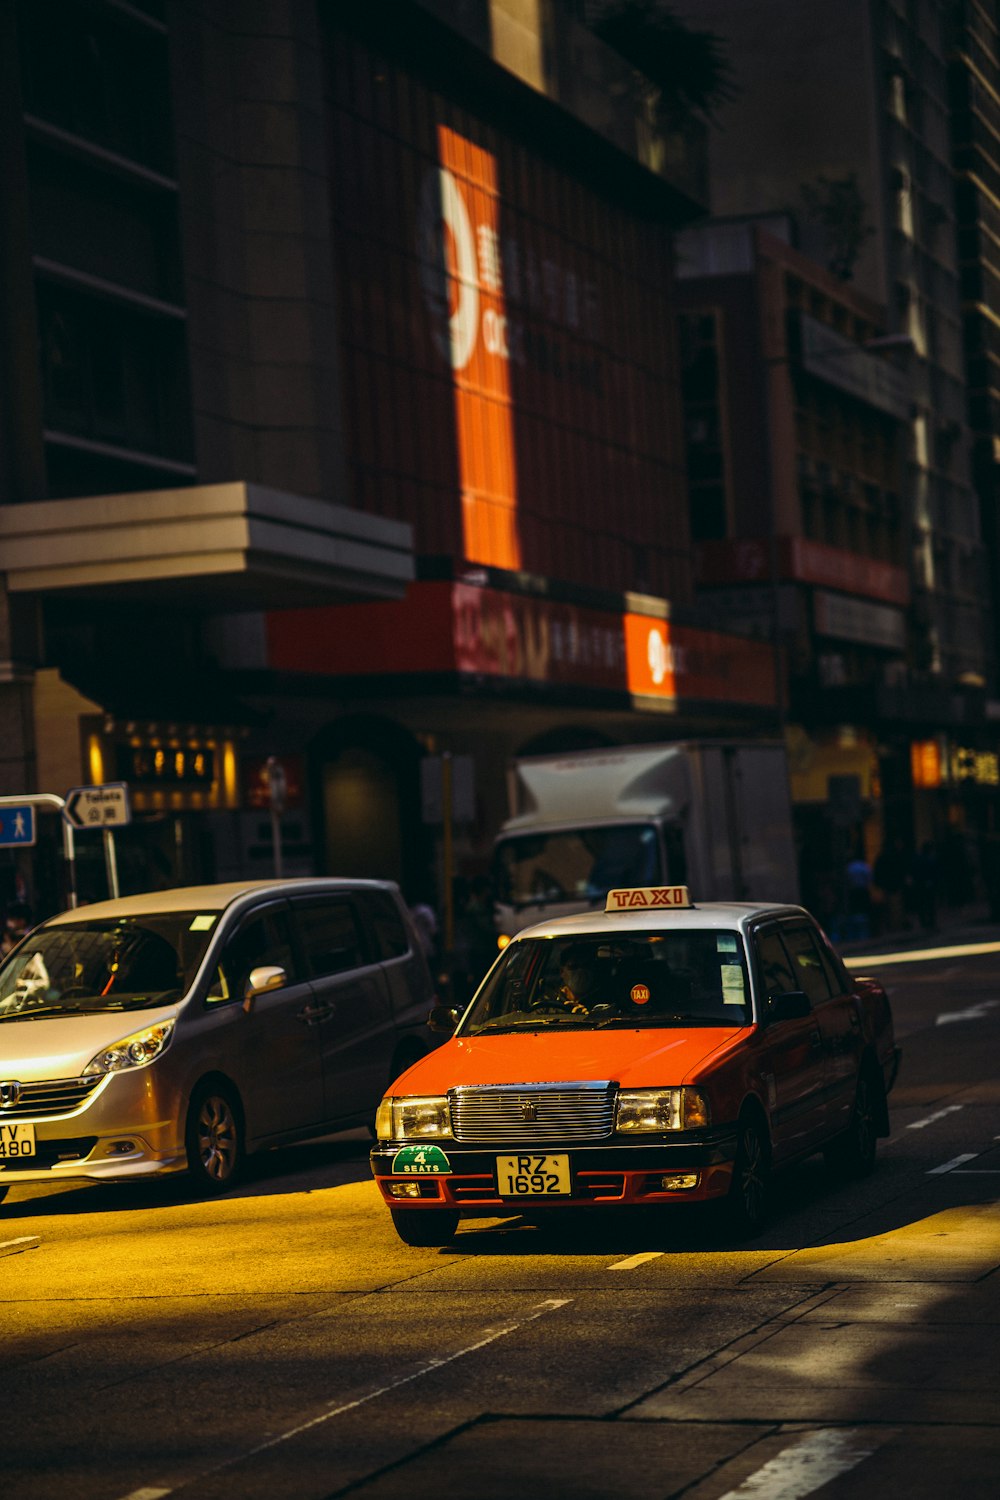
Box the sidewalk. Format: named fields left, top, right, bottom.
left=833, top=898, right=1000, bottom=959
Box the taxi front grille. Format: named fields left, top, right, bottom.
left=0, top=1077, right=102, bottom=1118
left=449, top=1082, right=616, bottom=1143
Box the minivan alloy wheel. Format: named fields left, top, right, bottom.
left=186, top=1085, right=244, bottom=1192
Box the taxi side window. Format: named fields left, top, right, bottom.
left=210, top=909, right=296, bottom=1005
left=755, top=928, right=798, bottom=1001
left=295, top=899, right=367, bottom=978
left=780, top=924, right=834, bottom=1005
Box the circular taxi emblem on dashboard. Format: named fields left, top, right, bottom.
left=391, top=1144, right=452, bottom=1175
left=630, top=983, right=651, bottom=1005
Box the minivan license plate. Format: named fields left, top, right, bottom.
left=0, top=1122, right=35, bottom=1158
left=496, top=1154, right=571, bottom=1196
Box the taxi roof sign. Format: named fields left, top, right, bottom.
left=605, top=885, right=692, bottom=912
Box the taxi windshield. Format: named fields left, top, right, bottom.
left=461, top=930, right=751, bottom=1034
left=0, top=915, right=216, bottom=1020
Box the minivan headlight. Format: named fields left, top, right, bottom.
left=375, top=1095, right=451, bottom=1141
left=84, top=1020, right=175, bottom=1076
left=616, top=1087, right=710, bottom=1133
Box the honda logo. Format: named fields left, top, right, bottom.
left=0, top=1081, right=22, bottom=1109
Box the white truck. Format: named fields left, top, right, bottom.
left=492, top=740, right=800, bottom=940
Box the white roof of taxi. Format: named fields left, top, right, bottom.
left=42, top=877, right=399, bottom=926
left=516, top=899, right=806, bottom=941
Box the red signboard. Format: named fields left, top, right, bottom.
left=697, top=536, right=909, bottom=606
left=266, top=584, right=776, bottom=709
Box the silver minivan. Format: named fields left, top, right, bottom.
left=0, top=878, right=439, bottom=1198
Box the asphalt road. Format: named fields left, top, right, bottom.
left=3, top=934, right=1000, bottom=1500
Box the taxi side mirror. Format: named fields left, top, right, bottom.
left=767, top=989, right=811, bottom=1023
left=428, top=1003, right=460, bottom=1034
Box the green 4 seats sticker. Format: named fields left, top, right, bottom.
left=391, top=1144, right=452, bottom=1175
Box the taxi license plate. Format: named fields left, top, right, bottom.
left=496, top=1154, right=571, bottom=1197
left=0, top=1121, right=35, bottom=1159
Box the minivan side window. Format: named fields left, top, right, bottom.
left=360, top=890, right=410, bottom=961
left=296, top=899, right=367, bottom=978
left=208, top=908, right=296, bottom=1005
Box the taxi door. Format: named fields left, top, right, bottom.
left=289, top=894, right=394, bottom=1123
left=782, top=920, right=866, bottom=1139
left=751, top=923, right=828, bottom=1161
left=213, top=901, right=325, bottom=1140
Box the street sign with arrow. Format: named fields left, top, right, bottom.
left=63, top=783, right=131, bottom=830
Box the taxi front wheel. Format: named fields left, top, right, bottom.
left=185, top=1083, right=245, bottom=1194
left=390, top=1207, right=459, bottom=1247
left=722, top=1115, right=770, bottom=1240
left=824, top=1071, right=880, bottom=1179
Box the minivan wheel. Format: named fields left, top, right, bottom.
left=389, top=1207, right=459, bottom=1247
left=185, top=1083, right=244, bottom=1194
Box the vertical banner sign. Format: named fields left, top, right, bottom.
left=419, top=126, right=521, bottom=570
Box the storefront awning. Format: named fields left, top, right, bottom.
left=0, top=482, right=414, bottom=609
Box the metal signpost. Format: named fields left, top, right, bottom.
left=0, top=793, right=77, bottom=908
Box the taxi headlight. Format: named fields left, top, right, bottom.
left=375, top=1095, right=452, bottom=1141
left=83, top=1020, right=175, bottom=1076
left=616, top=1087, right=710, bottom=1133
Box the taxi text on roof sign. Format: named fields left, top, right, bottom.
left=605, top=885, right=692, bottom=912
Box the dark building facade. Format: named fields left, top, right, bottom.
left=0, top=0, right=781, bottom=919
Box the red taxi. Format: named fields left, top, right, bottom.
left=370, top=887, right=900, bottom=1246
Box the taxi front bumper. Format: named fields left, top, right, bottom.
left=371, top=1131, right=739, bottom=1214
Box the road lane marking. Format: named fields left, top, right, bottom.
left=608, top=1251, right=663, bottom=1270
left=928, top=1153, right=979, bottom=1174
left=844, top=938, right=1000, bottom=967
left=936, top=1001, right=999, bottom=1025
left=716, top=1427, right=885, bottom=1499
left=115, top=1297, right=571, bottom=1500
left=0, top=1235, right=39, bottom=1257
left=907, top=1105, right=964, bottom=1129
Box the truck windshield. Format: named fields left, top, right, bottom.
left=0, top=914, right=216, bottom=1019
left=461, top=930, right=751, bottom=1033
left=493, top=824, right=663, bottom=908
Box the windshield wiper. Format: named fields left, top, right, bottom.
left=593, top=1013, right=745, bottom=1029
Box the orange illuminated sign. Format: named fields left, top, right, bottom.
left=424, top=126, right=521, bottom=571
left=910, top=740, right=942, bottom=789
left=624, top=614, right=775, bottom=706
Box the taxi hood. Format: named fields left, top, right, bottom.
left=391, top=1025, right=746, bottom=1094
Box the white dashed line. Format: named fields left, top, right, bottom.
left=0, top=1235, right=39, bottom=1257
left=907, top=1105, right=964, bottom=1130
left=116, top=1298, right=572, bottom=1500
left=927, top=1153, right=979, bottom=1174
left=607, top=1251, right=664, bottom=1271
left=716, top=1427, right=886, bottom=1499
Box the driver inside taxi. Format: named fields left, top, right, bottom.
left=551, top=944, right=600, bottom=1014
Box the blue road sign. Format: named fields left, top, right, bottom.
left=0, top=806, right=36, bottom=847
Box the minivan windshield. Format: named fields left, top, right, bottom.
left=460, top=930, right=752, bottom=1035
left=0, top=914, right=217, bottom=1019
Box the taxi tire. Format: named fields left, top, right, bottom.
left=185, top=1082, right=245, bottom=1194
left=390, top=1207, right=459, bottom=1247
left=824, top=1070, right=880, bottom=1179
left=0, top=1185, right=8, bottom=1205
left=722, top=1114, right=770, bottom=1240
